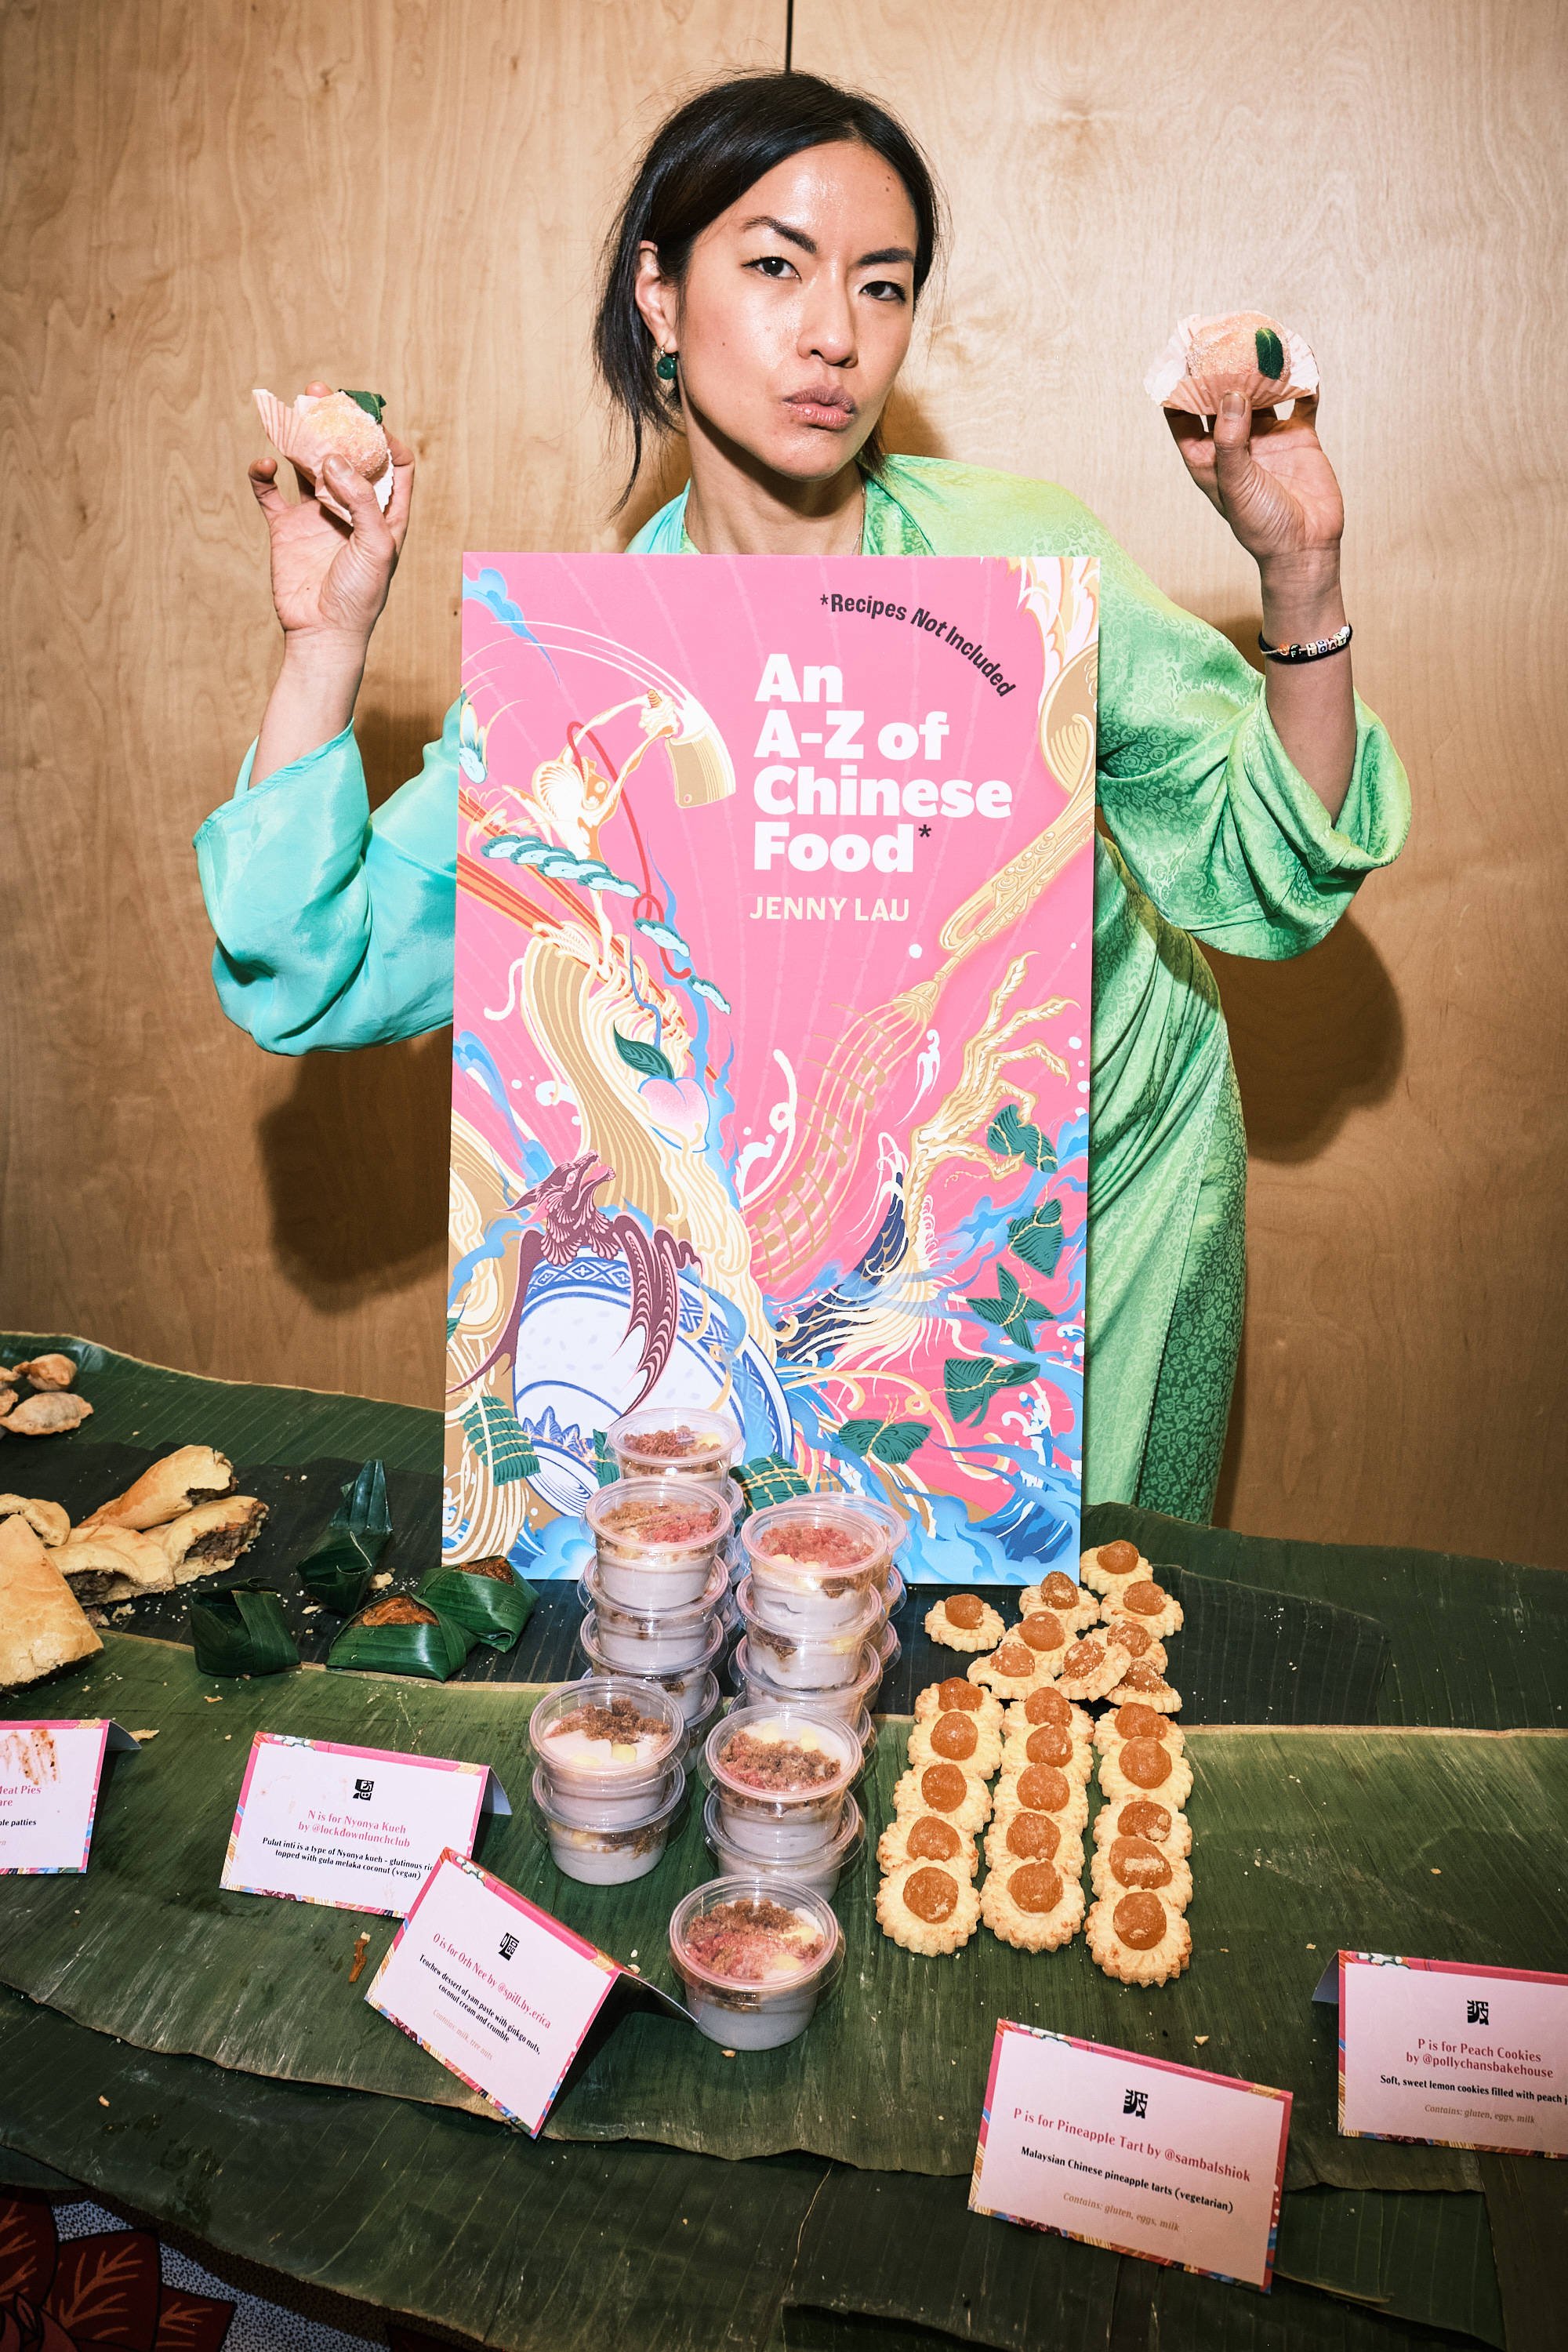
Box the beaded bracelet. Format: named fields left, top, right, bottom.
left=1258, top=621, right=1352, bottom=665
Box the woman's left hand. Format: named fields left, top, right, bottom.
left=1167, top=391, right=1344, bottom=571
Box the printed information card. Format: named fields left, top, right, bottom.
left=0, top=1722, right=140, bottom=1875
left=220, top=1734, right=510, bottom=1916
left=1337, top=1952, right=1568, bottom=2156
left=365, top=1849, right=622, bottom=2132
left=971, top=2022, right=1292, bottom=2292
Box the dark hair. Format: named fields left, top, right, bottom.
left=594, top=71, right=942, bottom=506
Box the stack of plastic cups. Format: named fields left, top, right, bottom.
left=578, top=1476, right=732, bottom=1739
left=699, top=1699, right=866, bottom=1900
left=727, top=1496, right=891, bottom=1785
left=846, top=1494, right=911, bottom=1668
left=528, top=1675, right=687, bottom=1886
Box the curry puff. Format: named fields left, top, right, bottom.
left=1018, top=1571, right=1100, bottom=1634
left=83, top=1446, right=236, bottom=1532
left=877, top=1809, right=979, bottom=1877
left=1054, top=1629, right=1131, bottom=1704
left=1087, top=1889, right=1192, bottom=1987
left=1091, top=1831, right=1193, bottom=1912
left=1100, top=1579, right=1184, bottom=1642
left=1098, top=1735, right=1194, bottom=1811
left=891, top=1759, right=993, bottom=1835
left=53, top=1526, right=172, bottom=1602
left=907, top=1708, right=1004, bottom=1778
left=1092, top=1703, right=1185, bottom=1759
left=0, top=1515, right=102, bottom=1686
left=991, top=1760, right=1090, bottom=1837
left=154, top=1496, right=268, bottom=1577
left=983, top=1801, right=1083, bottom=1883
left=876, top=1858, right=982, bottom=1955
left=982, top=1854, right=1087, bottom=1952
left=1092, top=1795, right=1192, bottom=1864
left=1004, top=1684, right=1093, bottom=1747
left=1077, top=1537, right=1150, bottom=1598
left=913, top=1675, right=1003, bottom=1736
left=967, top=1636, right=1054, bottom=1699
left=0, top=1494, right=71, bottom=1548
left=1144, top=312, right=1318, bottom=416
left=924, top=1592, right=1005, bottom=1651
left=2, top=1392, right=93, bottom=1436
left=1000, top=1716, right=1093, bottom=1787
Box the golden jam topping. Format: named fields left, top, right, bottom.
left=1112, top=1704, right=1167, bottom=1741
left=944, top=1594, right=985, bottom=1631
left=1098, top=1540, right=1141, bottom=1578
left=1011, top=1861, right=1063, bottom=1915
left=920, top=1762, right=970, bottom=1813
left=1020, top=1610, right=1065, bottom=1654
left=1063, top=1638, right=1108, bottom=1675
left=1039, top=1572, right=1080, bottom=1610
left=906, top=1814, right=963, bottom=1862
left=937, top=1676, right=982, bottom=1712
left=1122, top=1580, right=1167, bottom=1618
left=1023, top=1686, right=1073, bottom=1730
left=904, top=1866, right=960, bottom=1923
left=1113, top=1891, right=1167, bottom=1951
left=1005, top=1812, right=1062, bottom=1861
left=1120, top=1737, right=1171, bottom=1789
left=1116, top=1799, right=1173, bottom=1844
left=992, top=1640, right=1036, bottom=1678
left=1109, top=1835, right=1173, bottom=1891
left=1116, top=1622, right=1156, bottom=1660
left=931, top=1713, right=979, bottom=1762
left=1025, top=1724, right=1073, bottom=1769
left=1014, top=1764, right=1071, bottom=1813
left=1118, top=1657, right=1166, bottom=1691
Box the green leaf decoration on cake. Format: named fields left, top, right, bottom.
left=1254, top=327, right=1285, bottom=381
left=943, top=1354, right=1043, bottom=1425
left=339, top=388, right=387, bottom=423
left=837, top=1416, right=929, bottom=1465
left=461, top=1395, right=540, bottom=1486
left=734, top=1454, right=811, bottom=1508
left=966, top=1264, right=1054, bottom=1343
left=614, top=1029, right=675, bottom=1081
left=986, top=1101, right=1056, bottom=1172
left=1007, top=1198, right=1065, bottom=1278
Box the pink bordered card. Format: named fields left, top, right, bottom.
left=971, top=2020, right=1292, bottom=2292
left=0, top=1720, right=139, bottom=1875
left=365, top=1849, right=627, bottom=2133
left=1335, top=1951, right=1568, bottom=2156
left=220, top=1733, right=510, bottom=1916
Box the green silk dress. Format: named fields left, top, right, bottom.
left=194, top=455, right=1410, bottom=1519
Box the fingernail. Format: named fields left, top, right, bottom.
left=1221, top=392, right=1247, bottom=419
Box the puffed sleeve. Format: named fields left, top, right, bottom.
left=194, top=702, right=459, bottom=1052
left=1085, top=512, right=1411, bottom=960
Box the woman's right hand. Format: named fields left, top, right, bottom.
left=248, top=380, right=416, bottom=652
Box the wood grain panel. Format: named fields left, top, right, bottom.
left=797, top=0, right=1567, bottom=1565
left=0, top=2, right=780, bottom=1410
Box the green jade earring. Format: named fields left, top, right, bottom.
left=655, top=350, right=678, bottom=382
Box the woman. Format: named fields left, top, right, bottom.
left=197, top=72, right=1409, bottom=1523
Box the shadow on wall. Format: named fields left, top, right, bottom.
left=1210, top=915, right=1404, bottom=1161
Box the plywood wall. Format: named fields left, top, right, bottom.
left=5, top=2, right=1563, bottom=1566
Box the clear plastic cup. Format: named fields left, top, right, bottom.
left=731, top=1633, right=883, bottom=1722
left=577, top=1613, right=725, bottom=1723
left=883, top=1563, right=906, bottom=1617
left=584, top=1477, right=733, bottom=1608
left=669, top=1874, right=843, bottom=2049
left=848, top=1497, right=910, bottom=1591
left=703, top=1701, right=862, bottom=1858
left=702, top=1788, right=863, bottom=1898
left=742, top=1499, right=890, bottom=1630
left=605, top=1406, right=741, bottom=1487
left=532, top=1762, right=684, bottom=1885
left=528, top=1676, right=684, bottom=1824
left=733, top=1574, right=883, bottom=1689
left=578, top=1557, right=731, bottom=1669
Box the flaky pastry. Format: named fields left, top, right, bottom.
left=891, top=1761, right=992, bottom=1835
left=53, top=1526, right=172, bottom=1602
left=1054, top=1630, right=1131, bottom=1703
left=1086, top=1889, right=1192, bottom=1986
left=2, top=1393, right=93, bottom=1436
left=1100, top=1581, right=1184, bottom=1642
left=967, top=1638, right=1052, bottom=1698
left=1077, top=1537, right=1149, bottom=1597
left=924, top=1593, right=1006, bottom=1652
left=1092, top=1795, right=1192, bottom=1863
left=1000, top=1719, right=1093, bottom=1785
left=991, top=1762, right=1089, bottom=1835
left=913, top=1675, right=1003, bottom=1734
left=1091, top=1832, right=1193, bottom=1911
left=1097, top=1738, right=1194, bottom=1810
left=1093, top=1704, right=1185, bottom=1758
left=82, top=1446, right=236, bottom=1533
left=0, top=1494, right=71, bottom=1548
left=1104, top=1661, right=1181, bottom=1714
left=154, top=1496, right=267, bottom=1579
left=876, top=1859, right=982, bottom=1954
left=1019, top=1572, right=1100, bottom=1634
left=907, top=1711, right=1003, bottom=1777
left=1004, top=1686, right=1094, bottom=1746
left=877, top=1810, right=979, bottom=1876
left=982, top=1856, right=1087, bottom=1952
left=983, top=1803, right=1083, bottom=1881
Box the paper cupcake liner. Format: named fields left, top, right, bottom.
left=1145, top=317, right=1318, bottom=415
left=253, top=388, right=394, bottom=522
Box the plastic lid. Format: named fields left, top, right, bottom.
left=605, top=1405, right=741, bottom=1477
left=703, top=1700, right=862, bottom=1806
left=531, top=1759, right=685, bottom=1836
left=741, top=1498, right=890, bottom=1586
left=528, top=1675, right=685, bottom=1784
left=731, top=1634, right=884, bottom=1717
left=578, top=1610, right=728, bottom=1679
left=579, top=1554, right=731, bottom=1628
left=669, top=1872, right=843, bottom=1996
left=702, top=1786, right=864, bottom=1874
left=586, top=1475, right=733, bottom=1555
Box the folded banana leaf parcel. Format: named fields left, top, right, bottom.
left=296, top=1457, right=392, bottom=1613
left=187, top=1584, right=299, bottom=1678
left=326, top=1592, right=473, bottom=1679
left=419, top=1557, right=537, bottom=1649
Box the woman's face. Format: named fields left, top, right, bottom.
left=637, top=140, right=919, bottom=483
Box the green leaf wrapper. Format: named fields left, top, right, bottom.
left=297, top=1459, right=390, bottom=1610
left=339, top=388, right=387, bottom=423
left=326, top=1601, right=474, bottom=1681
left=419, top=1563, right=537, bottom=1650
left=187, top=1585, right=299, bottom=1679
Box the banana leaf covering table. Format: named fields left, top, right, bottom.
left=1, top=1333, right=1563, bottom=2352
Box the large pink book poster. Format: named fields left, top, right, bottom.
left=444, top=554, right=1098, bottom=1582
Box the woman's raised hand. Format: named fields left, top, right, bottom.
left=1165, top=391, right=1344, bottom=579
left=248, top=380, right=416, bottom=650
